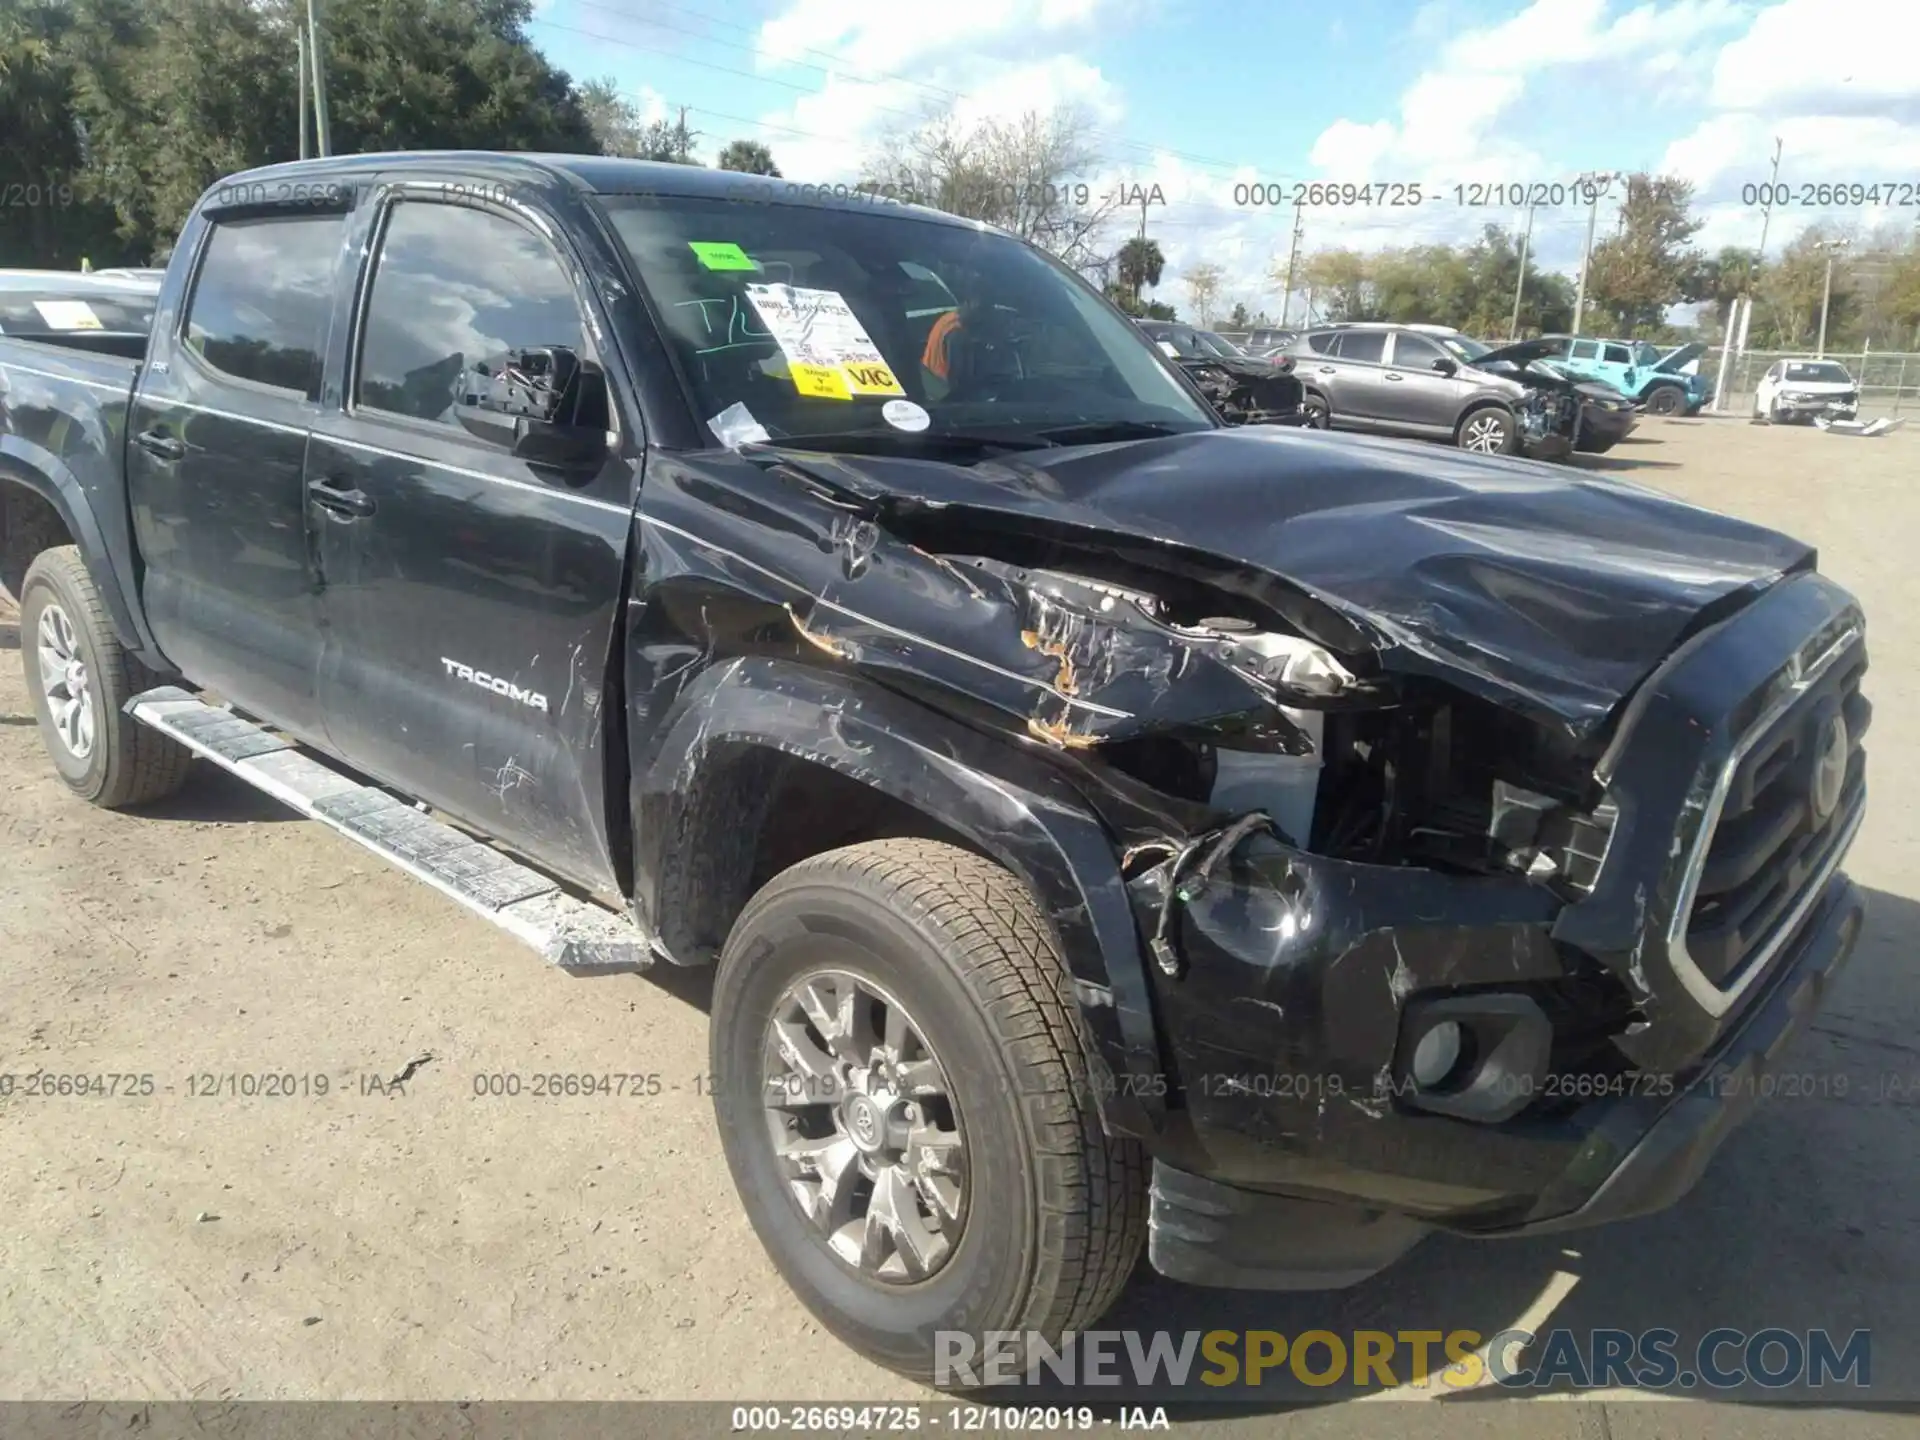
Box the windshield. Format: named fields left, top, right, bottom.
left=1194, top=330, right=1243, bottom=357
left=1437, top=334, right=1491, bottom=361
left=1783, top=361, right=1852, bottom=383
left=597, top=196, right=1214, bottom=445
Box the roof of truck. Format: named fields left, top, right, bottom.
left=211, top=151, right=977, bottom=228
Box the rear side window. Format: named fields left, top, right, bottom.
left=1338, top=331, right=1386, bottom=363
left=355, top=201, right=587, bottom=427
left=1305, top=330, right=1342, bottom=354
left=1570, top=340, right=1599, bottom=360
left=184, top=214, right=344, bottom=395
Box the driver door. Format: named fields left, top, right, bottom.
left=307, top=188, right=637, bottom=893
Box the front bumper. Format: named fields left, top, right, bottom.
left=1774, top=396, right=1859, bottom=419
left=1148, top=867, right=1865, bottom=1289
left=1130, top=571, right=1868, bottom=1287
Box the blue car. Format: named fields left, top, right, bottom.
left=1538, top=336, right=1709, bottom=415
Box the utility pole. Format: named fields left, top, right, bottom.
left=1509, top=202, right=1536, bottom=340
left=1817, top=238, right=1849, bottom=357
left=1714, top=139, right=1783, bottom=412
left=306, top=0, right=332, bottom=158
left=297, top=28, right=310, bottom=160
left=1133, top=193, right=1148, bottom=309
left=1279, top=206, right=1304, bottom=326
left=676, top=105, right=692, bottom=163
left=1571, top=171, right=1616, bottom=337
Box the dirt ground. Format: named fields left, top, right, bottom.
left=3, top=416, right=1919, bottom=1432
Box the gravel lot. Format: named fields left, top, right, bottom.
left=2, top=415, right=1917, bottom=1433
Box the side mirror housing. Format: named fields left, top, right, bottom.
left=454, top=345, right=610, bottom=468
left=1430, top=357, right=1458, bottom=376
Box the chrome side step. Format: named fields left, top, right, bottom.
left=126, top=687, right=653, bottom=972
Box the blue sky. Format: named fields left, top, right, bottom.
left=526, top=0, right=1916, bottom=320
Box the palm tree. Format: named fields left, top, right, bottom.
left=1116, top=237, right=1165, bottom=307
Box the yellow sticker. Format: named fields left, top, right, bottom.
left=841, top=361, right=905, bottom=397
left=790, top=363, right=851, bottom=399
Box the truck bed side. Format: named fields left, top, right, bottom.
left=0, top=339, right=162, bottom=664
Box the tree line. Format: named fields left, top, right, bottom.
left=1294, top=176, right=1920, bottom=351
left=0, top=0, right=781, bottom=268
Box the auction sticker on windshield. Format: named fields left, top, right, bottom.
left=744, top=282, right=907, bottom=399
left=688, top=240, right=759, bottom=271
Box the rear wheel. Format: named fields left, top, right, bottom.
left=709, top=839, right=1147, bottom=1384
left=1300, top=393, right=1331, bottom=429
left=19, top=546, right=190, bottom=807
left=1644, top=384, right=1686, bottom=416
left=1456, top=405, right=1516, bottom=455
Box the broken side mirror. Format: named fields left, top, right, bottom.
left=454, top=345, right=610, bottom=469
left=1430, top=357, right=1458, bottom=376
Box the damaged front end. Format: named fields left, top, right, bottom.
left=1174, top=354, right=1306, bottom=428
left=643, top=426, right=1866, bottom=1281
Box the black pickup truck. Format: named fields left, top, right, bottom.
left=0, top=153, right=1870, bottom=1383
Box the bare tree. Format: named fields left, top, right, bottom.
left=862, top=101, right=1120, bottom=269
left=1183, top=261, right=1224, bottom=326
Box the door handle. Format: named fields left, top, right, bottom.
left=1384, top=372, right=1404, bottom=381
left=1317, top=366, right=1336, bottom=375
left=307, top=476, right=376, bottom=518
left=133, top=428, right=186, bottom=462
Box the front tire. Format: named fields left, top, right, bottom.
left=19, top=546, right=190, bottom=807
left=1300, top=392, right=1331, bottom=429
left=1456, top=405, right=1517, bottom=455
left=709, top=839, right=1147, bottom=1384
left=1644, top=384, right=1686, bottom=416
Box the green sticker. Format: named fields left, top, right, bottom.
left=688, top=241, right=759, bottom=271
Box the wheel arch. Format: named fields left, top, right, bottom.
left=631, top=656, right=1172, bottom=1138
left=0, top=449, right=152, bottom=660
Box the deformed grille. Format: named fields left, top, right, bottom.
left=1682, top=627, right=1868, bottom=994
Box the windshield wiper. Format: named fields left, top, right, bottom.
left=1032, top=419, right=1196, bottom=444
left=761, top=427, right=1059, bottom=457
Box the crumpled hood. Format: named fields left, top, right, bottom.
left=777, top=426, right=1813, bottom=739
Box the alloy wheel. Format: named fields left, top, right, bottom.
left=762, top=969, right=968, bottom=1283
left=1462, top=414, right=1508, bottom=453
left=35, top=600, right=96, bottom=760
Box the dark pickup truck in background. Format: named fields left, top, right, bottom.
left=0, top=153, right=1870, bottom=1384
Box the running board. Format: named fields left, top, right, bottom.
left=126, top=687, right=653, bottom=972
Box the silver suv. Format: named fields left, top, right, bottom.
left=1281, top=324, right=1578, bottom=457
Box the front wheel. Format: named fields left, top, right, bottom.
left=19, top=546, right=190, bottom=807
left=1456, top=405, right=1517, bottom=455
left=1300, top=393, right=1331, bottom=429
left=709, top=839, right=1147, bottom=1384
left=1644, top=384, right=1686, bottom=416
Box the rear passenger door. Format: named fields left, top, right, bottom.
left=128, top=201, right=350, bottom=739
left=308, top=188, right=637, bottom=893
left=1317, top=330, right=1388, bottom=426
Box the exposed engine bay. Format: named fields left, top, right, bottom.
left=1177, top=355, right=1306, bottom=427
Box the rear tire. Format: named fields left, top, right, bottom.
left=709, top=839, right=1148, bottom=1385
left=1300, top=393, right=1331, bottom=429
left=19, top=546, right=190, bottom=807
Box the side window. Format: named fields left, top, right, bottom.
left=1602, top=343, right=1632, bottom=365
left=184, top=214, right=344, bottom=396
left=1766, top=363, right=1782, bottom=381
left=1570, top=340, right=1600, bottom=360
left=1306, top=331, right=1341, bottom=355
left=356, top=201, right=587, bottom=426
left=1389, top=334, right=1446, bottom=369
left=1338, top=330, right=1386, bottom=363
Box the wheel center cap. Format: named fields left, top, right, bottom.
left=845, top=1093, right=891, bottom=1152
left=67, top=662, right=85, bottom=694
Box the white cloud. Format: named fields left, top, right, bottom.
left=1708, top=0, right=1917, bottom=116
left=1305, top=0, right=1749, bottom=181
left=756, top=0, right=1112, bottom=76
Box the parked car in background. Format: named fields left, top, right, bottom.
left=1242, top=326, right=1298, bottom=354
left=0, top=270, right=160, bottom=360
left=1136, top=319, right=1305, bottom=425
left=1456, top=337, right=1640, bottom=454
left=1539, top=335, right=1708, bottom=416
left=1279, top=323, right=1586, bottom=457
left=1755, top=358, right=1860, bottom=424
